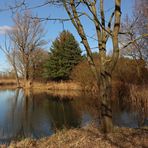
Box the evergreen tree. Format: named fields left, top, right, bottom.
left=46, top=30, right=82, bottom=80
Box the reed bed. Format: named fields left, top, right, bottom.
left=129, top=85, right=148, bottom=125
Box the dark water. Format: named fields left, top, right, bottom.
left=0, top=89, right=147, bottom=144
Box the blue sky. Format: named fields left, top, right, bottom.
left=0, top=0, right=134, bottom=72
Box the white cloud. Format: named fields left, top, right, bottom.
left=0, top=25, right=13, bottom=34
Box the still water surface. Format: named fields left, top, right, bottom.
left=0, top=89, right=147, bottom=144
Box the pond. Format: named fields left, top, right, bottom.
left=0, top=89, right=147, bottom=144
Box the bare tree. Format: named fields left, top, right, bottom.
left=135, top=0, right=148, bottom=47
left=8, top=11, right=46, bottom=87
left=0, top=37, right=21, bottom=87
left=120, top=0, right=148, bottom=82
left=121, top=0, right=148, bottom=60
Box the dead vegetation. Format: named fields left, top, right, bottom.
left=0, top=79, right=82, bottom=91
left=25, top=81, right=82, bottom=91
left=0, top=79, right=17, bottom=86
left=46, top=82, right=81, bottom=91
left=8, top=123, right=148, bottom=148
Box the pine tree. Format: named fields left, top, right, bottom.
left=46, top=30, right=82, bottom=80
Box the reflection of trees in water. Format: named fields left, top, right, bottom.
left=112, top=93, right=148, bottom=127
left=0, top=89, right=23, bottom=143
left=0, top=89, right=52, bottom=142
left=72, top=93, right=100, bottom=119
left=20, top=90, right=54, bottom=138
left=1, top=89, right=146, bottom=144
left=0, top=90, right=84, bottom=143
left=129, top=95, right=148, bottom=127
left=33, top=92, right=99, bottom=129
left=47, top=96, right=81, bottom=130
left=30, top=92, right=82, bottom=133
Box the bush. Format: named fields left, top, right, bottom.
left=71, top=57, right=148, bottom=91
left=70, top=56, right=99, bottom=91
left=113, top=58, right=148, bottom=84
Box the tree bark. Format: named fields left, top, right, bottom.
left=24, top=59, right=32, bottom=88
left=99, top=46, right=113, bottom=132
left=13, top=64, right=21, bottom=88
left=99, top=71, right=113, bottom=132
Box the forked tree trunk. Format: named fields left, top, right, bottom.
left=98, top=48, right=113, bottom=132
left=62, top=0, right=121, bottom=133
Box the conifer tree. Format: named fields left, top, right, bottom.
left=46, top=30, right=82, bottom=80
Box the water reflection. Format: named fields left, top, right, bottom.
left=0, top=89, right=96, bottom=144
left=0, top=89, right=147, bottom=144
left=112, top=96, right=148, bottom=128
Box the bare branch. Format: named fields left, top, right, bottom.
left=0, top=0, right=26, bottom=13
left=120, top=34, right=148, bottom=50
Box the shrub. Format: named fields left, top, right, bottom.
left=71, top=57, right=148, bottom=91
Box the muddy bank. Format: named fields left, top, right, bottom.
left=7, top=124, right=148, bottom=148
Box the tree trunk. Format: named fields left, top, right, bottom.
left=13, top=64, right=21, bottom=88
left=25, top=70, right=29, bottom=88
left=99, top=71, right=113, bottom=133
left=15, top=71, right=20, bottom=88
left=24, top=61, right=32, bottom=88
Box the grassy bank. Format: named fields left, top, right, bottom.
left=0, top=79, right=17, bottom=88
left=33, top=81, right=81, bottom=91
left=8, top=123, right=148, bottom=148
left=0, top=79, right=148, bottom=104
left=0, top=79, right=82, bottom=90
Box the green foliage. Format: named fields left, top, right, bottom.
left=45, top=30, right=82, bottom=81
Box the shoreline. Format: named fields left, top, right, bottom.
left=0, top=80, right=82, bottom=91
left=6, top=124, right=148, bottom=148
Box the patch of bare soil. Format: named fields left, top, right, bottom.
left=6, top=124, right=148, bottom=148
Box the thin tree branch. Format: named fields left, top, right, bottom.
left=120, top=34, right=148, bottom=50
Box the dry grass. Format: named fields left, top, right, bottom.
left=0, top=79, right=17, bottom=86
left=130, top=85, right=148, bottom=103
left=129, top=85, right=148, bottom=124
left=0, top=79, right=82, bottom=91
left=8, top=123, right=148, bottom=148
left=47, top=90, right=81, bottom=99
left=25, top=81, right=82, bottom=99
left=0, top=79, right=20, bottom=90
left=31, top=81, right=82, bottom=91
left=46, top=81, right=81, bottom=91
